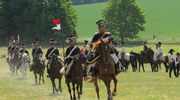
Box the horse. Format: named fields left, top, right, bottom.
left=20, top=53, right=30, bottom=78
left=118, top=53, right=138, bottom=72
left=65, top=53, right=84, bottom=100
left=90, top=41, right=118, bottom=100
left=9, top=50, right=21, bottom=74
left=145, top=48, right=169, bottom=72
left=130, top=51, right=154, bottom=72
left=47, top=54, right=63, bottom=93
left=31, top=55, right=45, bottom=84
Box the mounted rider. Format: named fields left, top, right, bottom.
left=9, top=41, right=20, bottom=60
left=86, top=19, right=120, bottom=77
left=30, top=42, right=43, bottom=71
left=119, top=42, right=126, bottom=59
left=143, top=41, right=148, bottom=52
left=109, top=41, right=121, bottom=74
left=83, top=40, right=90, bottom=56
left=46, top=39, right=62, bottom=76
left=156, top=42, right=163, bottom=60
left=60, top=34, right=80, bottom=75
left=19, top=44, right=29, bottom=55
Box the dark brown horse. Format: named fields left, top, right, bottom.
left=130, top=51, right=154, bottom=72
left=65, top=54, right=84, bottom=100
left=47, top=54, right=63, bottom=93
left=31, top=56, right=45, bottom=84
left=91, top=42, right=118, bottom=100
left=145, top=48, right=169, bottom=72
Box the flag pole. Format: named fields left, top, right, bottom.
left=62, top=31, right=65, bottom=60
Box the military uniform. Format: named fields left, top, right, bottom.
left=20, top=49, right=29, bottom=55
left=45, top=47, right=60, bottom=60
left=168, top=49, right=177, bottom=78
left=32, top=48, right=43, bottom=58
left=176, top=53, right=180, bottom=77
left=60, top=35, right=80, bottom=75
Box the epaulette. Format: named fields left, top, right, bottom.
left=94, top=32, right=99, bottom=34
left=105, top=32, right=111, bottom=35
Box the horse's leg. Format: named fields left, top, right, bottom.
left=150, top=63, right=153, bottom=72
left=112, top=76, right=117, bottom=96
left=93, top=78, right=100, bottom=100
left=67, top=82, right=73, bottom=100
left=79, top=81, right=83, bottom=95
left=72, top=83, right=76, bottom=100
left=142, top=63, right=145, bottom=72
left=42, top=72, right=45, bottom=84
left=50, top=78, right=56, bottom=93
left=34, top=73, right=37, bottom=84
left=39, top=74, right=41, bottom=84
left=76, top=84, right=80, bottom=100
left=130, top=61, right=135, bottom=72
left=103, top=79, right=112, bottom=100
left=58, top=77, right=62, bottom=92
left=163, top=62, right=169, bottom=72
left=139, top=62, right=141, bottom=72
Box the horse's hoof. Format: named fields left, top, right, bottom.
left=112, top=92, right=117, bottom=96
left=79, top=91, right=83, bottom=95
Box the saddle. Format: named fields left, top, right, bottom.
left=118, top=53, right=130, bottom=61
left=153, top=53, right=165, bottom=61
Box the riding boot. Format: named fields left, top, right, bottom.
left=115, top=63, right=120, bottom=75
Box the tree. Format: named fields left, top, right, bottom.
left=0, top=0, right=77, bottom=43
left=103, top=0, right=145, bottom=42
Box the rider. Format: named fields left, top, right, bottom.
left=60, top=34, right=80, bottom=75
left=86, top=19, right=112, bottom=77
left=120, top=42, right=126, bottom=59
left=83, top=40, right=90, bottom=56
left=45, top=39, right=60, bottom=60
left=168, top=49, right=177, bottom=78
left=109, top=41, right=120, bottom=74
left=157, top=42, right=163, bottom=60
left=9, top=41, right=19, bottom=58
left=46, top=39, right=60, bottom=76
left=19, top=44, right=29, bottom=55
left=143, top=41, right=148, bottom=52
left=31, top=42, right=43, bottom=71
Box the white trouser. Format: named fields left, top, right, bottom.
left=111, top=53, right=119, bottom=64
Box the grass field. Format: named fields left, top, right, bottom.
left=0, top=45, right=180, bottom=100
left=74, top=0, right=180, bottom=44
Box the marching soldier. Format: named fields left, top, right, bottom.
left=168, top=49, right=177, bottom=78
left=60, top=34, right=80, bottom=75
left=45, top=39, right=60, bottom=60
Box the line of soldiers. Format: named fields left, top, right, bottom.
left=7, top=18, right=180, bottom=78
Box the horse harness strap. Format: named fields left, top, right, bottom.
left=66, top=46, right=77, bottom=59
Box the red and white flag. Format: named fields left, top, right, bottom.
left=51, top=18, right=61, bottom=30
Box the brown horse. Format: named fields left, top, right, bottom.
left=145, top=48, right=169, bottom=72
left=65, top=54, right=84, bottom=100
left=47, top=54, right=63, bottom=93
left=31, top=55, right=45, bottom=84
left=91, top=42, right=118, bottom=100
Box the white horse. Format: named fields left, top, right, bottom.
left=20, top=53, right=30, bottom=78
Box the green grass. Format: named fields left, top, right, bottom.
left=0, top=45, right=180, bottom=100
left=74, top=0, right=180, bottom=44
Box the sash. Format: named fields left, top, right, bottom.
left=66, top=46, right=77, bottom=59
left=48, top=48, right=57, bottom=58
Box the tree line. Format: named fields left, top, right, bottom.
left=0, top=0, right=77, bottom=44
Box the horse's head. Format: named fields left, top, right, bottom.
left=98, top=42, right=111, bottom=64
